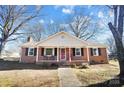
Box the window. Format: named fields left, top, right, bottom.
left=45, top=48, right=54, bottom=56
left=75, top=48, right=81, bottom=56
left=28, top=48, right=34, bottom=56
left=92, top=48, right=99, bottom=56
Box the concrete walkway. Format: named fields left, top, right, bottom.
left=58, top=68, right=82, bottom=87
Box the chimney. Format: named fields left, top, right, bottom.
left=27, top=36, right=33, bottom=42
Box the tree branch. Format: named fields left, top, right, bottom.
left=6, top=38, right=18, bottom=42
left=108, top=22, right=121, bottom=42
left=9, top=15, right=37, bottom=37
left=106, top=5, right=114, bottom=9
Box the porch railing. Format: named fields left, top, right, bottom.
left=42, top=56, right=57, bottom=60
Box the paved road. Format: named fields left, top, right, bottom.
left=58, top=68, right=82, bottom=87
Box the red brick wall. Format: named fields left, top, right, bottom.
left=71, top=48, right=87, bottom=61
left=21, top=48, right=36, bottom=63
left=67, top=48, right=108, bottom=63
left=89, top=48, right=108, bottom=63
left=21, top=47, right=108, bottom=64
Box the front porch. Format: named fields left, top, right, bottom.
left=36, top=47, right=90, bottom=63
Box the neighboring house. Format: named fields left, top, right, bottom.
left=20, top=31, right=108, bottom=65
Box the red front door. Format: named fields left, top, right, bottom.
left=60, top=48, right=66, bottom=61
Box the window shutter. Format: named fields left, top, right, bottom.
left=34, top=48, right=37, bottom=56
left=72, top=48, right=75, bottom=56
left=90, top=48, right=93, bottom=56
left=41, top=48, right=44, bottom=56
left=25, top=48, right=28, bottom=56
left=81, top=48, right=84, bottom=56
left=98, top=48, right=101, bottom=56
left=54, top=48, right=57, bottom=56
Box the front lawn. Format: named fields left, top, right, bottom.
left=0, top=61, right=59, bottom=87
left=0, top=60, right=121, bottom=87
left=73, top=60, right=120, bottom=86
left=0, top=69, right=59, bottom=87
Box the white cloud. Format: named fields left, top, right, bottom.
left=39, top=19, right=44, bottom=23
left=98, top=20, right=105, bottom=28
left=98, top=11, right=104, bottom=18
left=50, top=19, right=54, bottom=24
left=87, top=5, right=92, bottom=9
left=62, top=8, right=73, bottom=14
left=54, top=5, right=75, bottom=14
left=54, top=5, right=75, bottom=10
left=67, top=6, right=75, bottom=10
left=90, top=12, right=93, bottom=16
left=35, top=5, right=42, bottom=11
left=54, top=5, right=62, bottom=9
left=109, top=10, right=114, bottom=17
left=60, top=23, right=69, bottom=27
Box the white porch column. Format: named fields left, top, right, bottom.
left=86, top=47, right=90, bottom=62
left=57, top=47, right=59, bottom=62
left=69, top=48, right=71, bottom=62
left=36, top=47, right=39, bottom=62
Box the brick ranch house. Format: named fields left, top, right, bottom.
left=20, top=31, right=108, bottom=65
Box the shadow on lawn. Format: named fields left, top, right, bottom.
left=87, top=76, right=124, bottom=87
left=0, top=61, right=58, bottom=70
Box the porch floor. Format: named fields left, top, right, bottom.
left=37, top=60, right=88, bottom=63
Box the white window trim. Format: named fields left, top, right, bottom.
left=28, top=48, right=34, bottom=56
left=44, top=48, right=54, bottom=56
left=92, top=48, right=99, bottom=56
left=75, top=48, right=81, bottom=56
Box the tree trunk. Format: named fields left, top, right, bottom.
left=0, top=41, right=3, bottom=56
left=116, top=6, right=124, bottom=84
left=117, top=48, right=124, bottom=84
left=108, top=22, right=124, bottom=84
left=0, top=40, right=6, bottom=57
left=113, top=33, right=124, bottom=84
left=116, top=42, right=124, bottom=75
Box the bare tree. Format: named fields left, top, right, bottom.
left=45, top=22, right=67, bottom=36
left=106, top=36, right=117, bottom=59
left=69, top=15, right=97, bottom=40
left=0, top=5, right=42, bottom=55
left=46, top=23, right=60, bottom=35
left=26, top=23, right=45, bottom=42
left=108, top=5, right=124, bottom=83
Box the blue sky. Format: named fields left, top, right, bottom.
left=30, top=5, right=113, bottom=41
left=24, top=5, right=112, bottom=25
left=27, top=5, right=112, bottom=37
left=31, top=5, right=109, bottom=24
left=5, top=5, right=114, bottom=55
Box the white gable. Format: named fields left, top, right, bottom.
left=36, top=31, right=88, bottom=47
